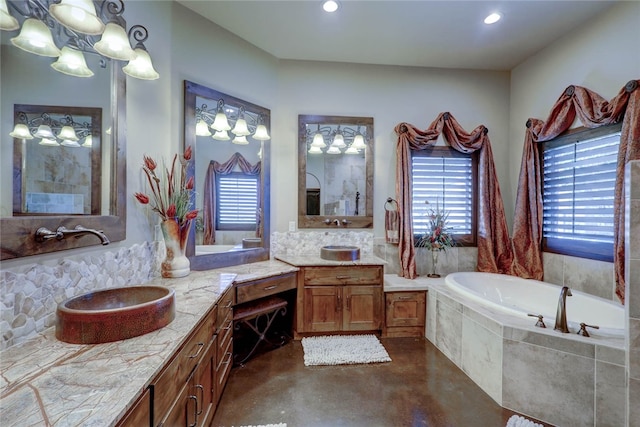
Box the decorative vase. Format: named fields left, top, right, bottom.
left=160, top=218, right=191, bottom=278
left=427, top=249, right=441, bottom=278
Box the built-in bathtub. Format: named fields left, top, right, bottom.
left=383, top=272, right=628, bottom=426
left=445, top=272, right=624, bottom=338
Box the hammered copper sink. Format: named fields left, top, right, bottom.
left=56, top=285, right=176, bottom=344
left=320, top=245, right=361, bottom=261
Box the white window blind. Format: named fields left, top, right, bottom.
left=216, top=174, right=258, bottom=229
left=411, top=154, right=473, bottom=236
left=542, top=130, right=621, bottom=246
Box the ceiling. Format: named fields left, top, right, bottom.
left=175, top=0, right=618, bottom=71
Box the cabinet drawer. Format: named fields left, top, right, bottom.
left=217, top=316, right=233, bottom=368
left=216, top=288, right=235, bottom=331
left=151, top=309, right=215, bottom=426
left=236, top=272, right=296, bottom=304
left=303, top=266, right=381, bottom=286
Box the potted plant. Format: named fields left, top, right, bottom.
left=416, top=200, right=455, bottom=278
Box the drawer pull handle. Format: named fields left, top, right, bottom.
left=225, top=300, right=233, bottom=308
left=263, top=285, right=278, bottom=291
left=189, top=342, right=204, bottom=359
left=195, top=384, right=204, bottom=415
left=187, top=395, right=198, bottom=427
left=398, top=296, right=413, bottom=300
left=336, top=275, right=352, bottom=280
left=223, top=352, right=233, bottom=366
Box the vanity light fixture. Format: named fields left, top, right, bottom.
left=49, top=0, right=104, bottom=35
left=331, top=129, right=346, bottom=148
left=352, top=128, right=366, bottom=150
left=326, top=146, right=341, bottom=154
left=60, top=139, right=82, bottom=147
left=212, top=130, right=231, bottom=141
left=311, top=124, right=326, bottom=148
left=3, top=1, right=158, bottom=80
left=196, top=119, right=212, bottom=136
left=10, top=18, right=61, bottom=57
left=211, top=100, right=232, bottom=131
left=231, top=107, right=251, bottom=136
left=308, top=146, right=323, bottom=154
left=232, top=135, right=249, bottom=145
left=82, top=134, right=93, bottom=147
left=58, top=125, right=80, bottom=141
left=253, top=115, right=271, bottom=140
left=51, top=46, right=94, bottom=77
left=484, top=12, right=501, bottom=25
left=39, top=137, right=60, bottom=146
left=344, top=145, right=359, bottom=154
left=34, top=124, right=56, bottom=139
left=0, top=0, right=18, bottom=30
left=9, top=124, right=33, bottom=139
left=322, top=0, right=339, bottom=13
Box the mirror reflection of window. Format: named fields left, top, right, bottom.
left=216, top=172, right=259, bottom=230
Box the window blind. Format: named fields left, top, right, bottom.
left=217, top=174, right=258, bottom=228
left=411, top=155, right=473, bottom=235
left=542, top=131, right=620, bottom=245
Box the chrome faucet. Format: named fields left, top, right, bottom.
left=332, top=219, right=341, bottom=227
left=35, top=225, right=110, bottom=245
left=554, top=286, right=572, bottom=333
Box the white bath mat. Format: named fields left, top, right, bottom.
left=301, top=334, right=392, bottom=366
left=506, top=415, right=543, bottom=427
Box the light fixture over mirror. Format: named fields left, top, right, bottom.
left=2, top=0, right=159, bottom=80
left=298, top=115, right=374, bottom=228
left=184, top=80, right=271, bottom=270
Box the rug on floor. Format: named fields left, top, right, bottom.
left=506, top=415, right=543, bottom=427
left=301, top=334, right=392, bottom=366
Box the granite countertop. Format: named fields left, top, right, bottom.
left=0, top=260, right=298, bottom=427
left=275, top=254, right=386, bottom=267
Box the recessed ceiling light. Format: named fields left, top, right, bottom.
left=323, top=0, right=339, bottom=13
left=484, top=12, right=501, bottom=25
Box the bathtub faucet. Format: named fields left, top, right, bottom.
left=554, top=286, right=572, bottom=333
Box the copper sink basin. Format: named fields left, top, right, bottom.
left=56, top=285, right=175, bottom=344
left=320, top=245, right=361, bottom=261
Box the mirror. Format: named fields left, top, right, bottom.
left=12, top=104, right=103, bottom=216
left=298, top=115, right=374, bottom=228
left=0, top=43, right=126, bottom=260
left=183, top=80, right=270, bottom=270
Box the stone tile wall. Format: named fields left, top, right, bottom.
left=271, top=231, right=374, bottom=256
left=0, top=242, right=161, bottom=350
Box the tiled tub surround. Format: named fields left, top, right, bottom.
left=0, top=260, right=298, bottom=427
left=626, top=160, right=640, bottom=426
left=384, top=274, right=627, bottom=427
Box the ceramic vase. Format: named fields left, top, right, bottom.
left=427, top=250, right=441, bottom=278
left=160, top=218, right=191, bottom=278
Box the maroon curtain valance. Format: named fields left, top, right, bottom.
left=202, top=152, right=261, bottom=245
left=394, top=112, right=513, bottom=278
left=511, top=79, right=640, bottom=302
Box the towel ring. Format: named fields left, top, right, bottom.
left=385, top=197, right=398, bottom=211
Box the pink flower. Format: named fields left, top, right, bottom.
left=186, top=176, right=194, bottom=190
left=143, top=155, right=157, bottom=171
left=134, top=192, right=149, bottom=204
left=185, top=210, right=198, bottom=221
left=166, top=204, right=176, bottom=218
left=183, top=145, right=192, bottom=161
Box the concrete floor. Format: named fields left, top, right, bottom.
left=211, top=337, right=552, bottom=427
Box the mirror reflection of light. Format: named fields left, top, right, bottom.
left=345, top=146, right=359, bottom=154
left=308, top=146, right=323, bottom=154
left=196, top=119, right=212, bottom=136
left=253, top=124, right=271, bottom=140
left=82, top=134, right=93, bottom=147
left=61, top=139, right=81, bottom=147
left=232, top=135, right=249, bottom=145
left=212, top=130, right=230, bottom=141
left=39, top=138, right=60, bottom=146
left=352, top=134, right=366, bottom=150
left=331, top=133, right=346, bottom=148
left=327, top=146, right=341, bottom=154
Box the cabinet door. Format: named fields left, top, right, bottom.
left=304, top=286, right=341, bottom=332
left=343, top=285, right=382, bottom=331
left=116, top=388, right=150, bottom=427
left=386, top=291, right=426, bottom=327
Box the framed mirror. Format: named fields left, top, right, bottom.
left=183, top=80, right=270, bottom=270
left=298, top=115, right=374, bottom=228
left=0, top=42, right=126, bottom=260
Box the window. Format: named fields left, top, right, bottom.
left=541, top=123, right=622, bottom=261
left=411, top=146, right=477, bottom=246
left=216, top=172, right=259, bottom=230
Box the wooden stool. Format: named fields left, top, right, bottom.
left=233, top=296, right=288, bottom=365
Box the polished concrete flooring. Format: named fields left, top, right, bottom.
left=211, top=337, right=552, bottom=427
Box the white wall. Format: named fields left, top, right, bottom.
left=508, top=1, right=640, bottom=221
left=274, top=60, right=510, bottom=235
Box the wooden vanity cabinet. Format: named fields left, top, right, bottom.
left=383, top=290, right=426, bottom=337
left=151, top=287, right=234, bottom=427
left=298, top=266, right=383, bottom=334
left=116, top=388, right=151, bottom=427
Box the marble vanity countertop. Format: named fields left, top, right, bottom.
left=275, top=254, right=386, bottom=267
left=0, top=260, right=296, bottom=427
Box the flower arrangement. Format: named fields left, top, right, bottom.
left=416, top=200, right=455, bottom=252
left=134, top=146, right=198, bottom=225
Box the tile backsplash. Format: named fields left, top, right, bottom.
left=0, top=242, right=160, bottom=350
left=271, top=230, right=374, bottom=256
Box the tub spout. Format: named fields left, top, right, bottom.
left=554, top=286, right=572, bottom=333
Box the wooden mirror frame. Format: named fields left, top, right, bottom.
left=0, top=66, right=126, bottom=260
left=298, top=114, right=374, bottom=228
left=183, top=80, right=271, bottom=270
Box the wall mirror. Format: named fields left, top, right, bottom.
left=184, top=80, right=270, bottom=270
left=298, top=115, right=374, bottom=228
left=0, top=39, right=126, bottom=260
